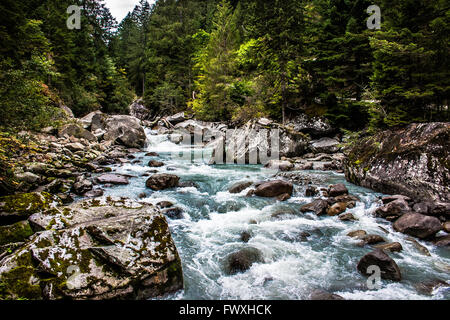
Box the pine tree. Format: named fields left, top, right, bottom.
left=369, top=0, right=450, bottom=127
left=190, top=0, right=241, bottom=121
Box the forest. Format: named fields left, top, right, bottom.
left=0, top=0, right=449, bottom=303
left=1, top=0, right=449, bottom=132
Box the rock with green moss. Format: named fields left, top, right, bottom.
left=0, top=192, right=61, bottom=225
left=344, top=123, right=450, bottom=202
left=0, top=249, right=43, bottom=300
left=0, top=221, right=34, bottom=246
left=1, top=197, right=183, bottom=300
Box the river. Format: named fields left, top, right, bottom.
left=100, top=129, right=449, bottom=300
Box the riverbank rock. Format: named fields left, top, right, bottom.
left=357, top=249, right=402, bottom=281
left=310, top=137, right=340, bottom=154
left=0, top=221, right=34, bottom=246
left=375, top=197, right=411, bottom=220
left=0, top=192, right=60, bottom=225
left=94, top=174, right=129, bottom=185
left=344, top=122, right=450, bottom=202
left=102, top=115, right=146, bottom=149
left=393, top=212, right=443, bottom=239
left=146, top=174, right=180, bottom=191
left=253, top=180, right=293, bottom=198
left=224, top=247, right=263, bottom=275
left=58, top=124, right=97, bottom=142
left=328, top=184, right=348, bottom=197
left=0, top=197, right=183, bottom=300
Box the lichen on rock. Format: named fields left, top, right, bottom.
left=0, top=197, right=183, bottom=300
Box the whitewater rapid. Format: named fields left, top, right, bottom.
left=101, top=130, right=450, bottom=300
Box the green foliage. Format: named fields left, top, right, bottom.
left=189, top=0, right=241, bottom=121
left=368, top=0, right=450, bottom=127
left=1, top=0, right=448, bottom=133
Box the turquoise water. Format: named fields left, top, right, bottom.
left=100, top=131, right=450, bottom=300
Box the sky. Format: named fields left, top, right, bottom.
left=104, top=0, right=155, bottom=23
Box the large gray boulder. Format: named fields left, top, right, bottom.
left=167, top=112, right=190, bottom=126
left=208, top=120, right=309, bottom=165
left=344, top=123, right=450, bottom=202
left=310, top=137, right=340, bottom=154
left=254, top=180, right=293, bottom=198
left=0, top=197, right=183, bottom=300
left=101, top=115, right=146, bottom=148
left=146, top=174, right=180, bottom=191
left=80, top=111, right=103, bottom=129
left=393, top=212, right=443, bottom=239
left=357, top=249, right=402, bottom=282
left=58, top=123, right=97, bottom=142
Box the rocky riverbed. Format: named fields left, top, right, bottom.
left=0, top=107, right=448, bottom=300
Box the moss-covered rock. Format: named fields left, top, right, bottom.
left=0, top=221, right=34, bottom=246
left=0, top=192, right=61, bottom=225
left=344, top=122, right=450, bottom=202
left=0, top=250, right=42, bottom=300
left=1, top=197, right=183, bottom=300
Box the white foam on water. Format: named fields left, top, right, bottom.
left=100, top=130, right=450, bottom=300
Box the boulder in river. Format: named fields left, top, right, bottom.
left=433, top=235, right=450, bottom=247
left=373, top=242, right=403, bottom=253
left=393, top=212, right=443, bottom=239
left=300, top=199, right=329, bottom=216
left=166, top=112, right=190, bottom=125
left=375, top=198, right=411, bottom=220
left=327, top=202, right=347, bottom=216
left=305, top=185, right=319, bottom=197
left=148, top=160, right=165, bottom=168
left=344, top=122, right=450, bottom=202
left=162, top=207, right=183, bottom=220
left=328, top=184, right=348, bottom=197
left=146, top=174, right=180, bottom=191
left=229, top=181, right=253, bottom=194
left=254, top=180, right=293, bottom=198
left=1, top=197, right=183, bottom=300
left=357, top=249, right=402, bottom=282
left=224, top=247, right=263, bottom=275
left=264, top=160, right=294, bottom=172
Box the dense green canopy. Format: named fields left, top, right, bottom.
left=1, top=0, right=448, bottom=130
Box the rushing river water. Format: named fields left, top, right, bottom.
left=101, top=130, right=449, bottom=300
